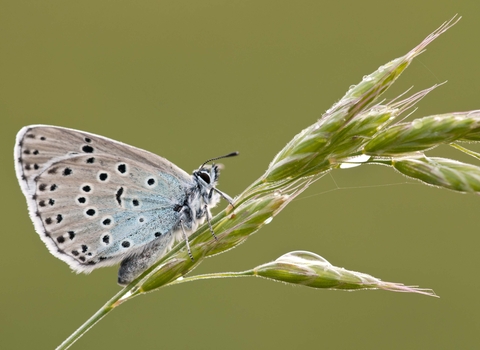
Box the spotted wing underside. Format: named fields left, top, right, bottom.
left=14, top=125, right=193, bottom=273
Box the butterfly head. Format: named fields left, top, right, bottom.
left=193, top=164, right=221, bottom=205
left=193, top=151, right=238, bottom=207
left=194, top=164, right=219, bottom=187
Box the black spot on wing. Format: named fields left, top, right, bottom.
left=102, top=218, right=111, bottom=225
left=82, top=145, right=94, bottom=153
left=116, top=187, right=124, bottom=206
left=117, top=164, right=126, bottom=174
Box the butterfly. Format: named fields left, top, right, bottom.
left=14, top=125, right=237, bottom=285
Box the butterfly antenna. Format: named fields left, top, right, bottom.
left=200, top=151, right=239, bottom=169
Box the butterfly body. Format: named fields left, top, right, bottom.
left=15, top=125, right=228, bottom=284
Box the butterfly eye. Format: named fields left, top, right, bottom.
left=198, top=171, right=211, bottom=184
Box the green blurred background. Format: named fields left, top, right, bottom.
left=1, top=1, right=479, bottom=349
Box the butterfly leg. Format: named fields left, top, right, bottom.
left=204, top=204, right=217, bottom=241
left=180, top=220, right=194, bottom=261
left=212, top=187, right=235, bottom=208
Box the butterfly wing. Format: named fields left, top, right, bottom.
left=15, top=125, right=194, bottom=273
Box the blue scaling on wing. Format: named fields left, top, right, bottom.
left=96, top=172, right=190, bottom=258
